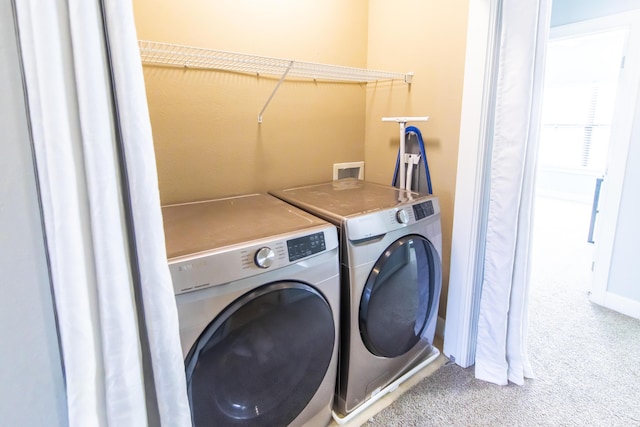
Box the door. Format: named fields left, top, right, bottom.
left=184, top=281, right=335, bottom=426
left=359, top=235, right=441, bottom=358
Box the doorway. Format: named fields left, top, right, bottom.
left=531, top=27, right=628, bottom=296
left=531, top=10, right=640, bottom=322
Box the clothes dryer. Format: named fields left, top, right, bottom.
left=162, top=194, right=340, bottom=427
left=270, top=179, right=442, bottom=417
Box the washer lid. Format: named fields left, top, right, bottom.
left=161, top=194, right=327, bottom=259
left=270, top=179, right=424, bottom=221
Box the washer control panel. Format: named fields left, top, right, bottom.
left=254, top=246, right=276, bottom=268
left=169, top=225, right=338, bottom=295
left=287, top=231, right=326, bottom=262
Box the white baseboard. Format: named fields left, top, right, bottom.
left=593, top=291, right=640, bottom=321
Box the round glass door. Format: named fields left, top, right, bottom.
left=359, top=234, right=439, bottom=358
left=185, top=282, right=335, bottom=426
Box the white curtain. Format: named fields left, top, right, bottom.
left=14, top=0, right=191, bottom=425
left=474, top=0, right=552, bottom=386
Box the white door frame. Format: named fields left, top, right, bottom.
left=444, top=6, right=640, bottom=367
left=442, top=0, right=501, bottom=368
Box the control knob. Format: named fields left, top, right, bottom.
left=254, top=247, right=275, bottom=268
left=396, top=209, right=408, bottom=224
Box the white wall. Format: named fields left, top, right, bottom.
left=607, top=93, right=640, bottom=302
left=551, top=0, right=640, bottom=27
left=0, top=1, right=67, bottom=425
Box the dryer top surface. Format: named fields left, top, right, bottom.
left=270, top=179, right=434, bottom=223
left=161, top=193, right=328, bottom=259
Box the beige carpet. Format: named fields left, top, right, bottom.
left=350, top=197, right=640, bottom=426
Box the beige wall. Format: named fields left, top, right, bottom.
left=133, top=0, right=469, bottom=318
left=366, top=1, right=468, bottom=318
left=133, top=0, right=369, bottom=204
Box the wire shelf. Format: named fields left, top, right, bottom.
left=138, top=40, right=412, bottom=83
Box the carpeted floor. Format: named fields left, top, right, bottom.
left=361, top=197, right=640, bottom=426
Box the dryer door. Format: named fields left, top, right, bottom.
left=359, top=234, right=441, bottom=358
left=184, top=281, right=335, bottom=427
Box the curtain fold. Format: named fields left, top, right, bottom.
left=101, top=1, right=192, bottom=425
left=14, top=0, right=191, bottom=425
left=475, top=0, right=551, bottom=386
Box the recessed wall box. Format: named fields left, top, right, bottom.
left=333, top=162, right=364, bottom=180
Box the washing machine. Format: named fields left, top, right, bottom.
left=162, top=193, right=340, bottom=427
left=270, top=179, right=442, bottom=417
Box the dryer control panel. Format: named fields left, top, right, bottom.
left=346, top=197, right=440, bottom=241
left=412, top=200, right=435, bottom=220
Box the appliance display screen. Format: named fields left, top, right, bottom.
left=412, top=200, right=434, bottom=220
left=287, top=232, right=326, bottom=262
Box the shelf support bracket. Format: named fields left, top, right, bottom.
left=258, top=60, right=294, bottom=123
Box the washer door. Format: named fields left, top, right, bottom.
left=359, top=234, right=440, bottom=358
left=185, top=281, right=335, bottom=426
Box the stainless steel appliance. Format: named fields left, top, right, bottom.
left=162, top=194, right=340, bottom=427
left=270, top=179, right=442, bottom=417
